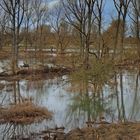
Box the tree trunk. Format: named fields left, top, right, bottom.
left=12, top=14, right=18, bottom=75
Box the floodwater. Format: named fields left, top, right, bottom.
left=0, top=60, right=140, bottom=139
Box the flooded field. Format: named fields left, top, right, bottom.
left=0, top=67, right=140, bottom=139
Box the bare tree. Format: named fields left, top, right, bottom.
left=31, top=0, right=48, bottom=59
left=113, top=0, right=131, bottom=60
left=63, top=0, right=97, bottom=69
left=0, top=0, right=25, bottom=74
left=0, top=11, right=9, bottom=49
left=49, top=3, right=70, bottom=54
left=130, top=0, right=140, bottom=57
left=94, top=0, right=105, bottom=59
left=23, top=0, right=33, bottom=51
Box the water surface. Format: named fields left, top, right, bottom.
left=0, top=69, right=140, bottom=139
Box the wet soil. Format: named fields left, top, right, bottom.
left=65, top=122, right=140, bottom=140
left=0, top=66, right=72, bottom=81
left=115, top=58, right=140, bottom=69
left=40, top=122, right=140, bottom=140
left=15, top=122, right=140, bottom=140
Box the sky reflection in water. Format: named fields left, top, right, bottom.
left=0, top=71, right=140, bottom=139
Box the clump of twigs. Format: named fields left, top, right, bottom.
left=0, top=102, right=52, bottom=124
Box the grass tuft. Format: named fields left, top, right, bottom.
left=0, top=102, right=52, bottom=124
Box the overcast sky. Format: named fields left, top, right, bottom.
left=47, top=0, right=116, bottom=26
left=47, top=0, right=116, bottom=15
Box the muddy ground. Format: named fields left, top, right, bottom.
left=66, top=123, right=140, bottom=140
left=0, top=66, right=72, bottom=81
left=40, top=122, right=140, bottom=140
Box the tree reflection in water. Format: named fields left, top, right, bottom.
left=0, top=79, right=53, bottom=139
left=66, top=68, right=140, bottom=128
left=113, top=70, right=140, bottom=122
left=65, top=63, right=114, bottom=128
left=0, top=69, right=140, bottom=138
left=129, top=70, right=140, bottom=120
left=1, top=123, right=31, bottom=140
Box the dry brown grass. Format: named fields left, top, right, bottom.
left=66, top=123, right=140, bottom=140
left=0, top=102, right=52, bottom=124
left=0, top=83, right=5, bottom=90
left=0, top=49, right=11, bottom=59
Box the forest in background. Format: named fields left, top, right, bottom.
left=0, top=1, right=140, bottom=139
left=0, top=0, right=140, bottom=74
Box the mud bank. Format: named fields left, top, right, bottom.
left=0, top=66, right=72, bottom=81
left=65, top=122, right=140, bottom=140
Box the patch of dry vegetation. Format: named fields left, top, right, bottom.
left=0, top=102, right=52, bottom=124
left=0, top=49, right=11, bottom=59
left=0, top=83, right=5, bottom=90
left=65, top=123, right=140, bottom=140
